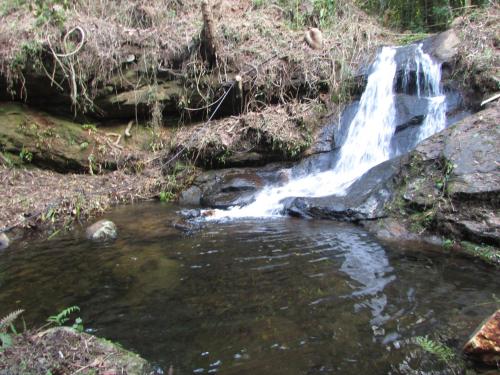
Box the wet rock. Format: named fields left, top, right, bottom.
left=463, top=309, right=500, bottom=367
left=362, top=218, right=419, bottom=241
left=284, top=157, right=402, bottom=221
left=0, top=232, right=10, bottom=250
left=182, top=164, right=290, bottom=209
left=86, top=220, right=117, bottom=241
left=179, top=186, right=202, bottom=206
left=444, top=112, right=500, bottom=197
left=172, top=218, right=202, bottom=234
left=393, top=30, right=459, bottom=76
left=200, top=173, right=264, bottom=208
left=178, top=209, right=202, bottom=219
left=388, top=103, right=500, bottom=247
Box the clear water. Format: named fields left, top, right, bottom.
left=1, top=203, right=498, bottom=374
left=208, top=45, right=447, bottom=220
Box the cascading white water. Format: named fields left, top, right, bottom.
left=207, top=45, right=446, bottom=220
left=413, top=45, right=447, bottom=142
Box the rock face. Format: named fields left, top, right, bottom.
left=0, top=233, right=9, bottom=250
left=463, top=310, right=500, bottom=367
left=86, top=220, right=118, bottom=241
left=377, top=102, right=499, bottom=250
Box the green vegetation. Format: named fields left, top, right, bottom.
left=358, top=0, right=490, bottom=31
left=460, top=241, right=500, bottom=266
left=0, top=309, right=25, bottom=350
left=277, top=0, right=338, bottom=29
left=46, top=305, right=84, bottom=332
left=415, top=336, right=456, bottom=364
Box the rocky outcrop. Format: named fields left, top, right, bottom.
left=0, top=102, right=126, bottom=173
left=463, top=309, right=500, bottom=367
left=383, top=102, right=499, bottom=248
left=86, top=219, right=118, bottom=241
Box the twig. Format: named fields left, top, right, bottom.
left=55, top=26, right=86, bottom=58
left=480, top=92, right=500, bottom=106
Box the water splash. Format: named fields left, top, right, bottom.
left=207, top=45, right=446, bottom=220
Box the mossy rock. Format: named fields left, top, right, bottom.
left=0, top=102, right=116, bottom=173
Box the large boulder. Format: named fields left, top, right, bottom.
left=386, top=102, right=500, bottom=247
left=183, top=164, right=291, bottom=209
left=463, top=309, right=500, bottom=367
left=284, top=157, right=402, bottom=221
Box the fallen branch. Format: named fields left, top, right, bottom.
left=480, top=92, right=500, bottom=106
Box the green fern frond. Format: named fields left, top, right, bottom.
left=415, top=336, right=455, bottom=363
left=47, top=306, right=80, bottom=326
left=0, top=309, right=24, bottom=333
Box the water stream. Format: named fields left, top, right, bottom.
left=0, top=203, right=498, bottom=374
left=208, top=44, right=447, bottom=220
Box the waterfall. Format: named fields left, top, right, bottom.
left=413, top=45, right=447, bottom=142
left=207, top=45, right=446, bottom=220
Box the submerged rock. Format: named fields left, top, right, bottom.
left=0, top=232, right=10, bottom=250
left=86, top=219, right=117, bottom=241
left=463, top=309, right=500, bottom=367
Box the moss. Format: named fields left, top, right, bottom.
left=460, top=241, right=500, bottom=266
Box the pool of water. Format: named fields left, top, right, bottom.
left=0, top=203, right=498, bottom=374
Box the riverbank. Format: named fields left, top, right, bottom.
left=1, top=326, right=154, bottom=375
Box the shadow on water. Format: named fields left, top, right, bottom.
left=0, top=202, right=499, bottom=374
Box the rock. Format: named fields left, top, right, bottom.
left=388, top=103, right=500, bottom=247
left=0, top=102, right=117, bottom=173
left=86, top=220, right=117, bottom=241
left=463, top=309, right=500, bottom=367
left=172, top=218, right=202, bottom=234
left=200, top=173, right=264, bottom=208
left=0, top=232, right=10, bottom=250
left=182, top=164, right=290, bottom=209
left=179, top=186, right=202, bottom=206
left=284, top=157, right=402, bottom=221
left=444, top=108, right=500, bottom=197
left=178, top=208, right=202, bottom=219
left=362, top=218, right=419, bottom=241
left=421, top=29, right=460, bottom=63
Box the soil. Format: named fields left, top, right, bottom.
left=0, top=327, right=154, bottom=375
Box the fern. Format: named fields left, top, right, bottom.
left=47, top=306, right=80, bottom=326
left=0, top=309, right=24, bottom=333
left=415, top=336, right=455, bottom=363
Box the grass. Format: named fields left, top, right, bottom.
left=460, top=241, right=500, bottom=266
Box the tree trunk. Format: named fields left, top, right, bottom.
left=201, top=0, right=220, bottom=67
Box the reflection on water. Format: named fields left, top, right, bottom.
left=0, top=203, right=498, bottom=374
